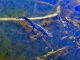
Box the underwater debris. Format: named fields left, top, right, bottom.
left=76, top=42, right=80, bottom=48
left=36, top=46, right=70, bottom=60
left=72, top=20, right=79, bottom=27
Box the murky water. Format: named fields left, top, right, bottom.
left=0, top=0, right=80, bottom=60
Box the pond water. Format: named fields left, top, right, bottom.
left=0, top=0, right=80, bottom=60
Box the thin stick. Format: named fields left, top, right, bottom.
left=0, top=5, right=61, bottom=21
left=0, top=12, right=58, bottom=21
